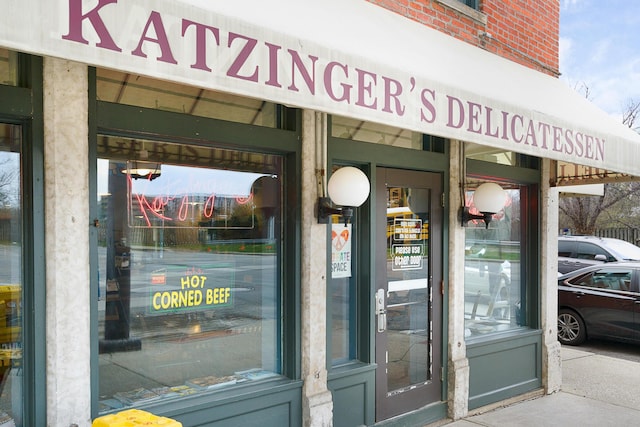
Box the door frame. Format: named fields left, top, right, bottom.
left=374, top=167, right=444, bottom=421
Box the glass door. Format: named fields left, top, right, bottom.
left=375, top=168, right=442, bottom=421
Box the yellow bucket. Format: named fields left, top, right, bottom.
left=92, top=409, right=182, bottom=427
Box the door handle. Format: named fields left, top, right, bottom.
left=377, top=311, right=387, bottom=333
left=375, top=288, right=387, bottom=333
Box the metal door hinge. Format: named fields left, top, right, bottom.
left=441, top=192, right=445, bottom=208
left=440, top=280, right=444, bottom=295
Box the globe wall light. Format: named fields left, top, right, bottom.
left=317, top=166, right=370, bottom=225
left=122, top=161, right=162, bottom=181
left=460, top=182, right=507, bottom=228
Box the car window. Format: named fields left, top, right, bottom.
left=567, top=267, right=633, bottom=291
left=576, top=242, right=615, bottom=262
left=558, top=240, right=574, bottom=257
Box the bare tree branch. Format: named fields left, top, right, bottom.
left=622, top=98, right=640, bottom=131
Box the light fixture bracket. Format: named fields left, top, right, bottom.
left=317, top=197, right=354, bottom=225
left=460, top=206, right=494, bottom=229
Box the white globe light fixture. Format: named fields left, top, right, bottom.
left=461, top=182, right=507, bottom=228
left=318, top=166, right=370, bottom=224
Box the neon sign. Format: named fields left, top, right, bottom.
left=124, top=163, right=264, bottom=229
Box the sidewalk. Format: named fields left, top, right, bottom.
left=441, top=346, right=640, bottom=427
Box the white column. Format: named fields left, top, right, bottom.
left=44, top=58, right=91, bottom=427
left=447, top=139, right=469, bottom=419
left=540, top=158, right=562, bottom=394
left=300, top=110, right=333, bottom=426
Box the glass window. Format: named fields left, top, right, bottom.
left=465, top=142, right=539, bottom=168
left=465, top=144, right=517, bottom=166
left=0, top=123, right=23, bottom=425
left=96, top=136, right=283, bottom=412
left=330, top=258, right=355, bottom=364
left=96, top=69, right=279, bottom=128
left=330, top=215, right=359, bottom=364
left=459, top=0, right=478, bottom=9
left=464, top=184, right=523, bottom=337
left=567, top=267, right=632, bottom=291
left=329, top=164, right=368, bottom=366
left=558, top=240, right=574, bottom=257
left=331, top=115, right=444, bottom=152
left=576, top=243, right=614, bottom=262
left=0, top=49, right=19, bottom=86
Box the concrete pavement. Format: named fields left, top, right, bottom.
left=438, top=345, right=640, bottom=427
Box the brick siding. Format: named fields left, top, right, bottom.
left=367, top=0, right=559, bottom=76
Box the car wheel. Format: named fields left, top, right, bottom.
left=557, top=309, right=586, bottom=345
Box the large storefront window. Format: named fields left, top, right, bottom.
left=0, top=123, right=22, bottom=425
left=96, top=136, right=283, bottom=412
left=464, top=184, right=524, bottom=337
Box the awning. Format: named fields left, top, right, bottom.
left=3, top=0, right=640, bottom=175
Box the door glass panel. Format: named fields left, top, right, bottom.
left=96, top=136, right=283, bottom=412
left=386, top=187, right=430, bottom=391
left=0, top=123, right=23, bottom=425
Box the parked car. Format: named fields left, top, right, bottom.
left=557, top=262, right=640, bottom=345
left=557, top=235, right=640, bottom=274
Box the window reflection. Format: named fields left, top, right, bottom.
left=332, top=115, right=423, bottom=149
left=331, top=275, right=352, bottom=364
left=0, top=123, right=22, bottom=425
left=97, top=137, right=283, bottom=412
left=96, top=69, right=279, bottom=128
left=464, top=186, right=522, bottom=337
left=0, top=49, right=18, bottom=86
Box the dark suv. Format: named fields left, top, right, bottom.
left=558, top=235, right=640, bottom=274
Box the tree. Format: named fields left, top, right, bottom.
left=559, top=94, right=640, bottom=234
left=559, top=182, right=640, bottom=234
left=622, top=98, right=640, bottom=132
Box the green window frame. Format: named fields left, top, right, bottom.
left=464, top=157, right=541, bottom=341
left=89, top=68, right=302, bottom=419
left=0, top=52, right=46, bottom=426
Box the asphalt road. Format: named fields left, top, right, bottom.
left=566, top=339, right=640, bottom=364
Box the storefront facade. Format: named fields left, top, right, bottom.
left=2, top=1, right=640, bottom=426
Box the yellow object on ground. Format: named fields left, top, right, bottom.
left=92, top=409, right=182, bottom=427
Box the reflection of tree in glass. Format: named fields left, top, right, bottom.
left=0, top=156, right=18, bottom=207
left=216, top=203, right=263, bottom=240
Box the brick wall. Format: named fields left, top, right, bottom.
left=367, top=0, right=559, bottom=76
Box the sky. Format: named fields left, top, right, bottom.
left=560, top=0, right=640, bottom=122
